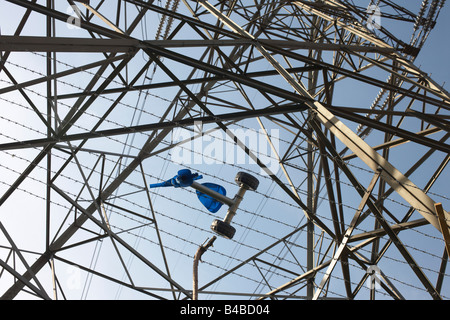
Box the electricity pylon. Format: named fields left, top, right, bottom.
left=0, top=0, right=448, bottom=300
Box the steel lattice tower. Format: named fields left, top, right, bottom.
left=0, top=0, right=449, bottom=300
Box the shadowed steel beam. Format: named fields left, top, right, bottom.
left=0, top=0, right=166, bottom=300
left=0, top=221, right=51, bottom=300
left=195, top=223, right=309, bottom=298
left=310, top=119, right=442, bottom=300
left=435, top=203, right=450, bottom=258
left=0, top=53, right=135, bottom=207
left=0, top=104, right=305, bottom=151
left=79, top=2, right=125, bottom=34
left=0, top=259, right=50, bottom=300
left=139, top=39, right=398, bottom=53
left=5, top=0, right=124, bottom=39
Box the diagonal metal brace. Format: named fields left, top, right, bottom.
left=313, top=169, right=382, bottom=300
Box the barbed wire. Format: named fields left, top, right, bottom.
left=0, top=42, right=449, bottom=299
left=0, top=87, right=448, bottom=281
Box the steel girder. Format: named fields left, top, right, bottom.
left=0, top=0, right=448, bottom=300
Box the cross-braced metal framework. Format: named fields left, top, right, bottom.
left=0, top=0, right=449, bottom=300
